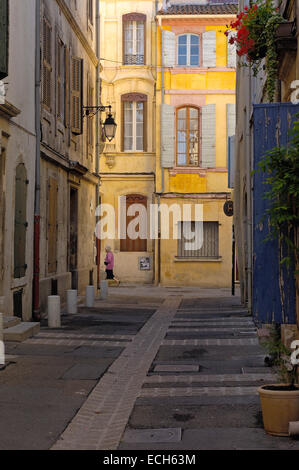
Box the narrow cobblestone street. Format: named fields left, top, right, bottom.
left=1, top=287, right=299, bottom=450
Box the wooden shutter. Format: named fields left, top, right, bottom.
left=42, top=19, right=52, bottom=109
left=162, top=30, right=175, bottom=68
left=227, top=103, right=236, bottom=138
left=71, top=57, right=83, bottom=135
left=178, top=222, right=219, bottom=258
left=0, top=0, right=9, bottom=80
left=227, top=31, right=237, bottom=68
left=48, top=177, right=58, bottom=274
left=14, top=164, right=28, bottom=279
left=227, top=104, right=236, bottom=188
left=202, top=30, right=216, bottom=68
left=56, top=39, right=64, bottom=119
left=64, top=47, right=70, bottom=128
left=120, top=195, right=147, bottom=253
left=161, top=104, right=175, bottom=168
left=143, top=100, right=147, bottom=152
left=228, top=135, right=235, bottom=189
left=201, top=104, right=216, bottom=168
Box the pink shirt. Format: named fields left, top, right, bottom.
left=105, top=252, right=114, bottom=270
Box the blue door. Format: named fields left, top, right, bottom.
left=253, top=103, right=299, bottom=325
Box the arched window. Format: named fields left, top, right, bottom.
left=123, top=13, right=146, bottom=65
left=177, top=34, right=200, bottom=66
left=176, top=106, right=200, bottom=166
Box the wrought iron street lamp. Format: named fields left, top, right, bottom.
left=82, top=104, right=117, bottom=142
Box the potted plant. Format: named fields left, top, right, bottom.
left=259, top=324, right=299, bottom=436
left=225, top=0, right=285, bottom=102
left=255, top=116, right=299, bottom=436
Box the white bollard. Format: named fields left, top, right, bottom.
left=0, top=313, right=5, bottom=365
left=67, top=289, right=78, bottom=314
left=100, top=280, right=108, bottom=300
left=289, top=422, right=299, bottom=437
left=0, top=312, right=3, bottom=342
left=48, top=296, right=61, bottom=328
left=85, top=286, right=95, bottom=308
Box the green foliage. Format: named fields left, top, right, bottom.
left=257, top=118, right=299, bottom=268
left=261, top=324, right=298, bottom=385
left=233, top=0, right=284, bottom=102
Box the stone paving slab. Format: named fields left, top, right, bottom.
left=139, top=386, right=259, bottom=398
left=51, top=297, right=182, bottom=450
left=165, top=329, right=256, bottom=340
left=61, top=362, right=113, bottom=380
left=126, top=402, right=263, bottom=430
left=119, top=428, right=299, bottom=450
left=63, top=346, right=124, bottom=358
left=25, top=338, right=130, bottom=347
left=135, top=395, right=261, bottom=407
left=162, top=338, right=259, bottom=346
left=169, top=327, right=256, bottom=332
left=145, top=373, right=276, bottom=383
left=37, top=332, right=134, bottom=340
left=154, top=365, right=199, bottom=373
left=122, top=428, right=182, bottom=444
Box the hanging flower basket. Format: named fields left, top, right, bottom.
left=225, top=0, right=285, bottom=102
left=247, top=45, right=267, bottom=61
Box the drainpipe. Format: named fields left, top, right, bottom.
left=33, top=0, right=41, bottom=321
left=158, top=16, right=165, bottom=285
left=246, top=68, right=252, bottom=314
left=96, top=0, right=101, bottom=289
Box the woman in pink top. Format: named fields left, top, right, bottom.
left=104, top=246, right=120, bottom=285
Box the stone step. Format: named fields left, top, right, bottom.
left=4, top=322, right=40, bottom=342
left=3, top=316, right=21, bottom=330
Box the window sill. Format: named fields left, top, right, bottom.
left=174, top=257, right=222, bottom=263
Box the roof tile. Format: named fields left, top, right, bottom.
left=157, top=2, right=238, bottom=16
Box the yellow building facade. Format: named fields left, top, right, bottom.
left=100, top=0, right=158, bottom=283
left=155, top=2, right=237, bottom=287
left=99, top=0, right=237, bottom=286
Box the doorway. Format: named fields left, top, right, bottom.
left=69, top=187, right=78, bottom=290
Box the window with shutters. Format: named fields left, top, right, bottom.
left=64, top=47, right=70, bottom=128
left=87, top=79, right=94, bottom=148
left=227, top=31, right=237, bottom=68
left=43, top=18, right=52, bottom=110
left=177, top=34, right=200, bottom=66
left=120, top=195, right=148, bottom=253
left=176, top=106, right=200, bottom=166
left=14, top=164, right=28, bottom=279
left=71, top=57, right=83, bottom=135
left=178, top=222, right=219, bottom=259
left=48, top=177, right=58, bottom=274
left=0, top=0, right=9, bottom=80
left=123, top=13, right=146, bottom=65
left=122, top=93, right=147, bottom=152
left=56, top=38, right=65, bottom=121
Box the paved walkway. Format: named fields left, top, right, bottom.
left=1, top=286, right=299, bottom=450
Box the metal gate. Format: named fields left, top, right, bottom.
left=253, top=103, right=299, bottom=325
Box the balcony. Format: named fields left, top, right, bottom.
left=124, top=54, right=145, bottom=66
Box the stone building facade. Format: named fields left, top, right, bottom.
left=38, top=0, right=99, bottom=313
left=99, top=0, right=158, bottom=283
left=155, top=0, right=237, bottom=287
left=0, top=0, right=36, bottom=321
left=234, top=0, right=299, bottom=342
left=0, top=0, right=100, bottom=320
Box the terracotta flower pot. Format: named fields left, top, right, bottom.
left=258, top=384, right=299, bottom=436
